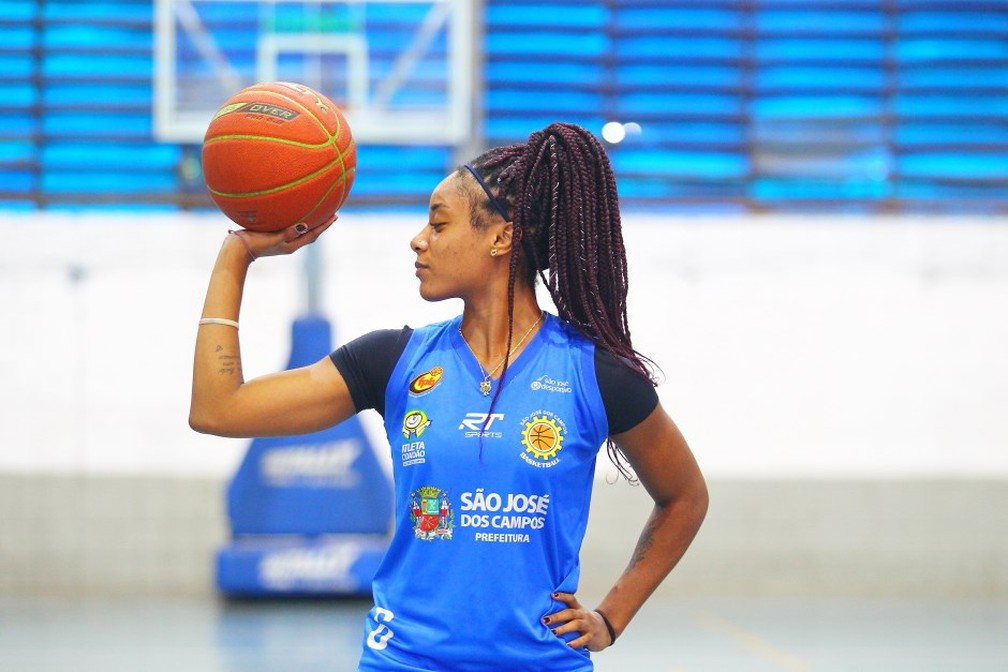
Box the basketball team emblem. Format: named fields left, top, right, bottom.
left=409, top=486, right=453, bottom=541
left=521, top=411, right=566, bottom=462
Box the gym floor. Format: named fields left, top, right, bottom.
left=2, top=595, right=1006, bottom=671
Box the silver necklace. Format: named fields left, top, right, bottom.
left=459, top=311, right=544, bottom=396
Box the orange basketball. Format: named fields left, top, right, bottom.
left=201, top=81, right=356, bottom=232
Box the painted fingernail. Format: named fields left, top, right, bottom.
left=542, top=617, right=550, bottom=624
left=295, top=223, right=308, bottom=235
left=552, top=592, right=559, bottom=598
left=551, top=628, right=558, bottom=635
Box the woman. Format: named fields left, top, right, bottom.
left=191, top=122, right=707, bottom=671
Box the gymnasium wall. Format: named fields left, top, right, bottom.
left=1, top=212, right=1006, bottom=596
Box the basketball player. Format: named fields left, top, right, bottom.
left=190, top=123, right=708, bottom=670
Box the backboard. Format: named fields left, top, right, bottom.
left=154, top=0, right=474, bottom=145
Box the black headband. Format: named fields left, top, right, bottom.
left=463, top=163, right=509, bottom=221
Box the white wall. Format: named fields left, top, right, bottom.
left=1, top=212, right=1006, bottom=478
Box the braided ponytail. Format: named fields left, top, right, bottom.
left=463, top=123, right=657, bottom=481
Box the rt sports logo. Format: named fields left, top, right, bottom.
left=458, top=412, right=504, bottom=439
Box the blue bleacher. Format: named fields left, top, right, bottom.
left=619, top=121, right=746, bottom=146
left=752, top=96, right=885, bottom=119
left=43, top=25, right=153, bottom=50
left=43, top=53, right=153, bottom=78
left=898, top=12, right=1008, bottom=34
left=617, top=7, right=744, bottom=32
left=0, top=83, right=38, bottom=108
left=42, top=112, right=152, bottom=139
left=486, top=32, right=610, bottom=58
left=489, top=89, right=605, bottom=114
left=42, top=2, right=151, bottom=23
left=488, top=62, right=602, bottom=86
left=756, top=9, right=886, bottom=34
left=0, top=25, right=36, bottom=50
left=752, top=120, right=887, bottom=146
left=620, top=36, right=744, bottom=61
left=618, top=92, right=744, bottom=118
left=897, top=123, right=1008, bottom=147
left=0, top=54, right=35, bottom=78
left=750, top=177, right=890, bottom=201
left=900, top=67, right=1008, bottom=90
left=0, top=1, right=35, bottom=21
left=756, top=39, right=887, bottom=62
left=0, top=140, right=34, bottom=164
left=484, top=115, right=607, bottom=144
left=43, top=172, right=178, bottom=194
left=1, top=115, right=37, bottom=137
left=895, top=95, right=1008, bottom=118
left=898, top=154, right=1008, bottom=180
left=617, top=64, right=743, bottom=89
left=896, top=38, right=1008, bottom=62
left=43, top=144, right=179, bottom=170
left=615, top=150, right=748, bottom=180
left=754, top=67, right=887, bottom=91
left=0, top=169, right=35, bottom=191
left=3, top=0, right=1008, bottom=211
left=490, top=4, right=608, bottom=29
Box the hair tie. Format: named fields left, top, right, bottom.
left=595, top=609, right=617, bottom=646
left=463, top=163, right=509, bottom=221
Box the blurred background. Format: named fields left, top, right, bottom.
left=1, top=1, right=1007, bottom=670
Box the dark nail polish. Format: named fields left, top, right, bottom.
left=542, top=617, right=550, bottom=624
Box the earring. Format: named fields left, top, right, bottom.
left=490, top=247, right=498, bottom=257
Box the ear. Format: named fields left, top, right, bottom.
left=491, top=222, right=515, bottom=255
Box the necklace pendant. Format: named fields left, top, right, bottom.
left=479, top=379, right=492, bottom=396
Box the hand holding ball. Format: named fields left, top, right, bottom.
left=202, top=82, right=356, bottom=232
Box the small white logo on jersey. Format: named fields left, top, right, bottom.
left=530, top=374, right=572, bottom=393
left=458, top=412, right=505, bottom=439
left=366, top=607, right=395, bottom=650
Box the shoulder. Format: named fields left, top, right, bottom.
left=332, top=326, right=414, bottom=365
left=328, top=327, right=414, bottom=415
left=594, top=347, right=659, bottom=436
left=545, top=316, right=659, bottom=435
left=353, top=326, right=414, bottom=349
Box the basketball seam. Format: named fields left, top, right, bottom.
left=296, top=166, right=356, bottom=222
left=203, top=134, right=335, bottom=151
left=263, top=86, right=343, bottom=142
left=207, top=151, right=353, bottom=199
left=205, top=86, right=346, bottom=150
left=257, top=87, right=351, bottom=193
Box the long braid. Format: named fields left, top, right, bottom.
left=464, top=123, right=655, bottom=481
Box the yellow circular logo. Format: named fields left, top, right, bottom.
left=521, top=415, right=564, bottom=460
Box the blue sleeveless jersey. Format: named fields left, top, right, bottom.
left=357, top=313, right=609, bottom=672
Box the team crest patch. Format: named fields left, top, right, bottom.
left=408, top=366, right=444, bottom=395
left=520, top=410, right=566, bottom=468
left=409, top=486, right=454, bottom=540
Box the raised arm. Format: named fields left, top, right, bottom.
left=189, top=221, right=357, bottom=438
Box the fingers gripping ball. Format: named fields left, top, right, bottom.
left=202, top=81, right=356, bottom=232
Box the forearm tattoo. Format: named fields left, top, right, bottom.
left=627, top=512, right=660, bottom=571
left=215, top=344, right=242, bottom=376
